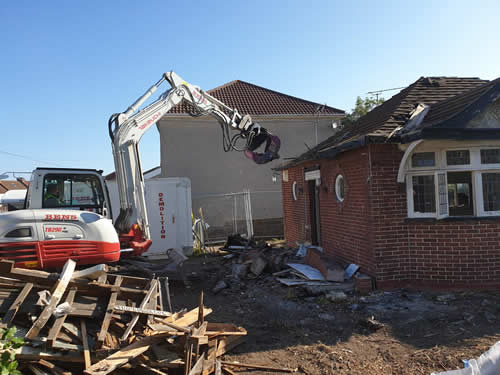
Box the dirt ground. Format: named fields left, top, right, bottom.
left=167, top=254, right=500, bottom=375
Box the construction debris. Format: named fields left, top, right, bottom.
left=218, top=237, right=370, bottom=297
left=0, top=259, right=290, bottom=374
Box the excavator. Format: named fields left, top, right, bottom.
left=0, top=72, right=280, bottom=269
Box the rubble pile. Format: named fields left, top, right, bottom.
left=219, top=238, right=372, bottom=298
left=0, top=259, right=296, bottom=374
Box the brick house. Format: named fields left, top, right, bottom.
left=278, top=77, right=500, bottom=290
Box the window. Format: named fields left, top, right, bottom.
left=447, top=172, right=473, bottom=216
left=292, top=181, right=298, bottom=201
left=335, top=174, right=345, bottom=202
left=412, top=152, right=435, bottom=167
left=482, top=173, right=500, bottom=212
left=5, top=228, right=32, bottom=238
left=43, top=174, right=105, bottom=211
left=406, top=146, right=500, bottom=218
left=412, top=175, right=435, bottom=213
left=481, top=149, right=500, bottom=164
left=446, top=150, right=470, bottom=165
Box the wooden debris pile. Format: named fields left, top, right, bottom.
left=0, top=259, right=296, bottom=374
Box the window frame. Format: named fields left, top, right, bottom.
left=335, top=174, right=345, bottom=202
left=411, top=152, right=437, bottom=169
left=476, top=170, right=500, bottom=216
left=406, top=172, right=438, bottom=218
left=42, top=173, right=105, bottom=210
left=4, top=227, right=33, bottom=238
left=445, top=149, right=471, bottom=166
left=405, top=146, right=500, bottom=218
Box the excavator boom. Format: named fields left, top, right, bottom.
left=109, top=71, right=280, bottom=254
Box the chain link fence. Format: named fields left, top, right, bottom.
left=192, top=190, right=283, bottom=244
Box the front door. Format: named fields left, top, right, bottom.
left=308, top=179, right=321, bottom=245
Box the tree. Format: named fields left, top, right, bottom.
left=343, top=96, right=384, bottom=127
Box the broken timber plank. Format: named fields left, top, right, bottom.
left=28, top=364, right=51, bottom=375
left=81, top=319, right=91, bottom=369
left=146, top=282, right=159, bottom=326
left=97, top=275, right=122, bottom=348
left=52, top=341, right=83, bottom=351
left=47, top=288, right=76, bottom=347
left=26, top=259, right=76, bottom=340
left=73, top=264, right=108, bottom=280
left=197, top=291, right=204, bottom=328
left=113, top=305, right=172, bottom=317
left=221, top=367, right=237, bottom=375
left=14, top=345, right=84, bottom=362
left=216, top=336, right=245, bottom=357
left=121, top=279, right=158, bottom=341
left=151, top=320, right=191, bottom=334
left=83, top=333, right=170, bottom=375
left=62, top=322, right=82, bottom=344
left=188, top=353, right=205, bottom=375
left=137, top=363, right=169, bottom=375
left=165, top=307, right=213, bottom=327
left=97, top=274, right=107, bottom=284
left=164, top=277, right=172, bottom=313
left=37, top=359, right=72, bottom=375
left=2, top=282, right=33, bottom=326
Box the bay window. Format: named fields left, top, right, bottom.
left=406, top=147, right=500, bottom=218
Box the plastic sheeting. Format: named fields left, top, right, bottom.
left=431, top=341, right=500, bottom=375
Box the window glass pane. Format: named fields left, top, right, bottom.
left=412, top=175, right=436, bottom=213
left=411, top=152, right=435, bottom=167
left=481, top=149, right=500, bottom=164
left=43, top=174, right=104, bottom=209
left=482, top=173, right=500, bottom=212
left=446, top=150, right=470, bottom=165
left=5, top=228, right=32, bottom=238
left=447, top=172, right=474, bottom=216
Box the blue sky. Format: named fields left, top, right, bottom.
left=1, top=0, right=499, bottom=176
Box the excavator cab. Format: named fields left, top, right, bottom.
left=25, top=168, right=112, bottom=219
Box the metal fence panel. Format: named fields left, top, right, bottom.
left=192, top=190, right=283, bottom=243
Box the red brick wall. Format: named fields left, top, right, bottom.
left=282, top=143, right=500, bottom=290
left=282, top=148, right=376, bottom=274
left=282, top=166, right=308, bottom=246
left=369, top=143, right=500, bottom=289
left=369, top=144, right=410, bottom=284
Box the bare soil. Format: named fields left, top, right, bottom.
left=168, top=255, right=500, bottom=375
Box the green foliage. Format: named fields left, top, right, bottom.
left=0, top=327, right=24, bottom=375
left=343, top=96, right=385, bottom=127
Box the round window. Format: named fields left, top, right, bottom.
left=292, top=181, right=298, bottom=201
left=335, top=174, right=345, bottom=202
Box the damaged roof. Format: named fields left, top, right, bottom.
left=278, top=76, right=489, bottom=169
left=399, top=77, right=500, bottom=141
left=166, top=80, right=344, bottom=116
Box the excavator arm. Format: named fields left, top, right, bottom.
left=108, top=71, right=280, bottom=255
